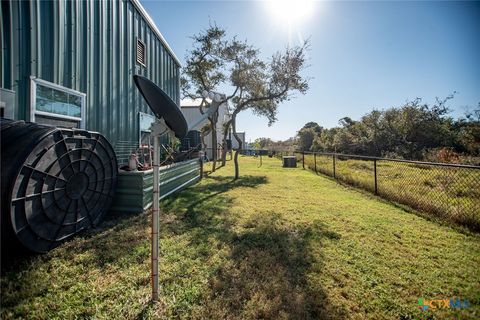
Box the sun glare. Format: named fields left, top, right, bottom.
left=266, top=0, right=314, bottom=25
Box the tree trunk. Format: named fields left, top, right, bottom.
left=201, top=131, right=208, bottom=151
left=200, top=126, right=211, bottom=165
left=210, top=109, right=220, bottom=172
left=231, top=112, right=242, bottom=180
left=210, top=117, right=217, bottom=173
left=221, top=120, right=232, bottom=167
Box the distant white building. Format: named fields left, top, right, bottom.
left=180, top=98, right=231, bottom=160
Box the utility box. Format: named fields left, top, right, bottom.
left=283, top=156, right=297, bottom=168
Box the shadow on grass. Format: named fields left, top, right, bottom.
left=2, top=175, right=266, bottom=270
left=161, top=175, right=268, bottom=243
left=160, top=174, right=346, bottom=319
left=2, top=173, right=347, bottom=319
left=1, top=211, right=149, bottom=270
left=194, top=214, right=346, bottom=320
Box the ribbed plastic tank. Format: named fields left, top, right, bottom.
left=282, top=156, right=297, bottom=168
left=1, top=118, right=118, bottom=253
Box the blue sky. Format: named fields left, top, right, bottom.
left=141, top=0, right=480, bottom=142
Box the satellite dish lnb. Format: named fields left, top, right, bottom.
left=133, top=75, right=188, bottom=138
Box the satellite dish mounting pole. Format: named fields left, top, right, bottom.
left=152, top=132, right=159, bottom=301
left=133, top=74, right=223, bottom=303
left=151, top=119, right=168, bottom=302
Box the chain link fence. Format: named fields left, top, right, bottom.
left=286, top=151, right=480, bottom=231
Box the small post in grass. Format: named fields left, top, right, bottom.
left=333, top=153, right=336, bottom=179
left=302, top=151, right=305, bottom=169
left=374, top=158, right=378, bottom=195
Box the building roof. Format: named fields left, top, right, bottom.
left=180, top=98, right=203, bottom=107
left=130, top=0, right=182, bottom=66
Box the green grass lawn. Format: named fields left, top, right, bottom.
left=301, top=153, right=480, bottom=230
left=1, top=156, right=479, bottom=319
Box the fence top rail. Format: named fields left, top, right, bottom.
left=293, top=151, right=480, bottom=170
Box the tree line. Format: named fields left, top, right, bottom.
left=255, top=96, right=479, bottom=164
left=297, top=96, right=480, bottom=163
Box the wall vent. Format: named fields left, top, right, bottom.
left=136, top=39, right=146, bottom=66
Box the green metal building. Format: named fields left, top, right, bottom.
left=1, top=0, right=180, bottom=160
left=0, top=0, right=202, bottom=252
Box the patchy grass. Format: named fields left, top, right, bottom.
left=1, top=156, right=479, bottom=319
left=301, top=153, right=480, bottom=230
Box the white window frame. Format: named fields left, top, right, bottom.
left=30, top=76, right=86, bottom=129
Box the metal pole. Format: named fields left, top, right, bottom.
left=302, top=152, right=305, bottom=169
left=374, top=159, right=378, bottom=195
left=199, top=151, right=204, bottom=179
left=333, top=153, right=336, bottom=178
left=314, top=153, right=317, bottom=174
left=152, top=135, right=160, bottom=302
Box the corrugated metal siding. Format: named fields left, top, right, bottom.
left=110, top=158, right=201, bottom=214
left=1, top=0, right=180, bottom=147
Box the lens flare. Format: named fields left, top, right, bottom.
left=266, top=0, right=314, bottom=24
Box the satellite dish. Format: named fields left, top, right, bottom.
left=132, top=74, right=223, bottom=303
left=133, top=75, right=188, bottom=138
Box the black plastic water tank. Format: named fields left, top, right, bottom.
left=282, top=156, right=297, bottom=168
left=1, top=118, right=118, bottom=253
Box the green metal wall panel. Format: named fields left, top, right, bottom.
left=1, top=0, right=181, bottom=147
left=110, top=159, right=201, bottom=215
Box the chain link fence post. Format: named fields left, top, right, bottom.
left=333, top=153, right=336, bottom=179
left=277, top=149, right=479, bottom=231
